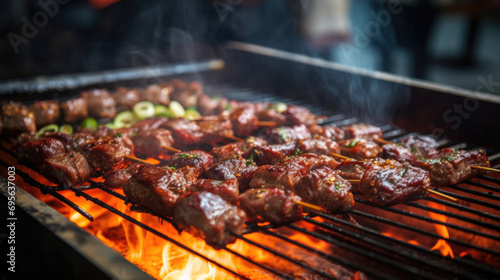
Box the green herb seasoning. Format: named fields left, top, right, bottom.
left=246, top=154, right=254, bottom=166
left=346, top=139, right=358, bottom=148
left=401, top=166, right=408, bottom=177
left=177, top=153, right=197, bottom=159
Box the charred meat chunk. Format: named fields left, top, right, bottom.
left=170, top=81, right=203, bottom=109
left=112, top=87, right=141, bottom=111
left=257, top=108, right=286, bottom=127
left=295, top=167, right=354, bottom=213
left=343, top=123, right=383, bottom=140
left=249, top=153, right=338, bottom=192
left=382, top=144, right=418, bottom=164
left=18, top=137, right=66, bottom=167
left=172, top=191, right=247, bottom=249
left=309, top=124, right=345, bottom=141
left=400, top=135, right=439, bottom=157
left=296, top=138, right=340, bottom=155
left=61, top=97, right=88, bottom=123
left=81, top=89, right=116, bottom=119
left=123, top=166, right=197, bottom=217
left=229, top=104, right=258, bottom=137
left=31, top=100, right=60, bottom=127
left=283, top=105, right=317, bottom=126
left=143, top=84, right=171, bottom=106
left=161, top=118, right=203, bottom=147
left=339, top=138, right=382, bottom=160
left=197, top=116, right=233, bottom=144
left=1, top=102, right=36, bottom=135
left=80, top=133, right=134, bottom=170
left=103, top=163, right=143, bottom=189
left=238, top=188, right=303, bottom=224
left=411, top=149, right=489, bottom=186
left=169, top=150, right=213, bottom=173
left=264, top=125, right=312, bottom=144
left=131, top=129, right=174, bottom=158
left=205, top=158, right=250, bottom=181
left=41, top=152, right=91, bottom=186
left=243, top=143, right=297, bottom=166
left=211, top=137, right=267, bottom=164
left=189, top=178, right=239, bottom=204
left=197, top=95, right=228, bottom=116
left=359, top=164, right=431, bottom=206
left=336, top=158, right=402, bottom=193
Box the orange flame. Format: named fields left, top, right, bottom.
left=428, top=202, right=454, bottom=258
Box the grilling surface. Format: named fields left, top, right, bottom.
left=1, top=83, right=499, bottom=280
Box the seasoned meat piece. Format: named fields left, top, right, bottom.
left=211, top=137, right=267, bottom=163
left=61, top=97, right=88, bottom=123
left=123, top=165, right=196, bottom=217
left=197, top=95, right=228, bottom=116
left=41, top=152, right=91, bottom=186
left=336, top=158, right=403, bottom=193
left=81, top=89, right=116, bottom=119
left=1, top=102, right=36, bottom=135
left=170, top=81, right=202, bottom=108
left=400, top=135, right=439, bottom=157
left=264, top=125, right=312, bottom=144
left=343, top=123, right=383, bottom=140
left=131, top=129, right=174, bottom=157
left=198, top=117, right=233, bottom=144
left=296, top=138, right=340, bottom=155
left=359, top=164, right=431, bottom=206
left=295, top=167, right=354, bottom=213
left=189, top=179, right=239, bottom=204
left=130, top=117, right=169, bottom=130
left=243, top=143, right=296, bottom=165
left=173, top=192, right=247, bottom=249
left=309, top=124, right=345, bottom=141
left=143, top=84, right=171, bottom=106
left=257, top=108, right=286, bottom=127
left=238, top=188, right=303, bottom=224
left=229, top=105, right=258, bottom=137
left=112, top=87, right=141, bottom=111
left=249, top=153, right=338, bottom=192
left=382, top=144, right=418, bottom=164
left=169, top=150, right=213, bottom=173
left=18, top=137, right=66, bottom=167
left=411, top=149, right=490, bottom=186
left=31, top=100, right=60, bottom=127
left=161, top=118, right=203, bottom=146
left=103, top=163, right=143, bottom=189
left=249, top=165, right=299, bottom=191
left=211, top=144, right=244, bottom=164
left=80, top=133, right=134, bottom=170
left=339, top=138, right=382, bottom=160
left=283, top=105, right=317, bottom=126
left=205, top=157, right=257, bottom=190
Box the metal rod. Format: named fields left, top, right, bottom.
left=424, top=197, right=500, bottom=222
left=67, top=187, right=248, bottom=280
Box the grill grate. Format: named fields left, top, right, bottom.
left=1, top=83, right=500, bottom=279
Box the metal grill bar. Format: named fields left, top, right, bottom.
left=355, top=197, right=500, bottom=237
left=66, top=186, right=249, bottom=279
left=311, top=213, right=500, bottom=278
left=423, top=197, right=500, bottom=222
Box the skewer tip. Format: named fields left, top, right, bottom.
left=295, top=200, right=324, bottom=212
left=471, top=165, right=500, bottom=173
left=428, top=189, right=458, bottom=202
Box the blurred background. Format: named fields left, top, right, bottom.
left=0, top=0, right=499, bottom=95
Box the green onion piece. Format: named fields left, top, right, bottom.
left=246, top=154, right=254, bottom=166
left=114, top=111, right=136, bottom=128
left=59, top=124, right=73, bottom=135
left=36, top=124, right=59, bottom=137
left=133, top=101, right=155, bottom=120
left=273, top=102, right=288, bottom=113
left=401, top=166, right=408, bottom=177
left=105, top=123, right=116, bottom=129
left=80, top=117, right=98, bottom=129
left=169, top=101, right=185, bottom=118
left=346, top=139, right=358, bottom=148
left=154, top=105, right=174, bottom=118
left=225, top=104, right=231, bottom=111
left=185, top=109, right=201, bottom=120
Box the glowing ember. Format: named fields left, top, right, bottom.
left=427, top=202, right=454, bottom=258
